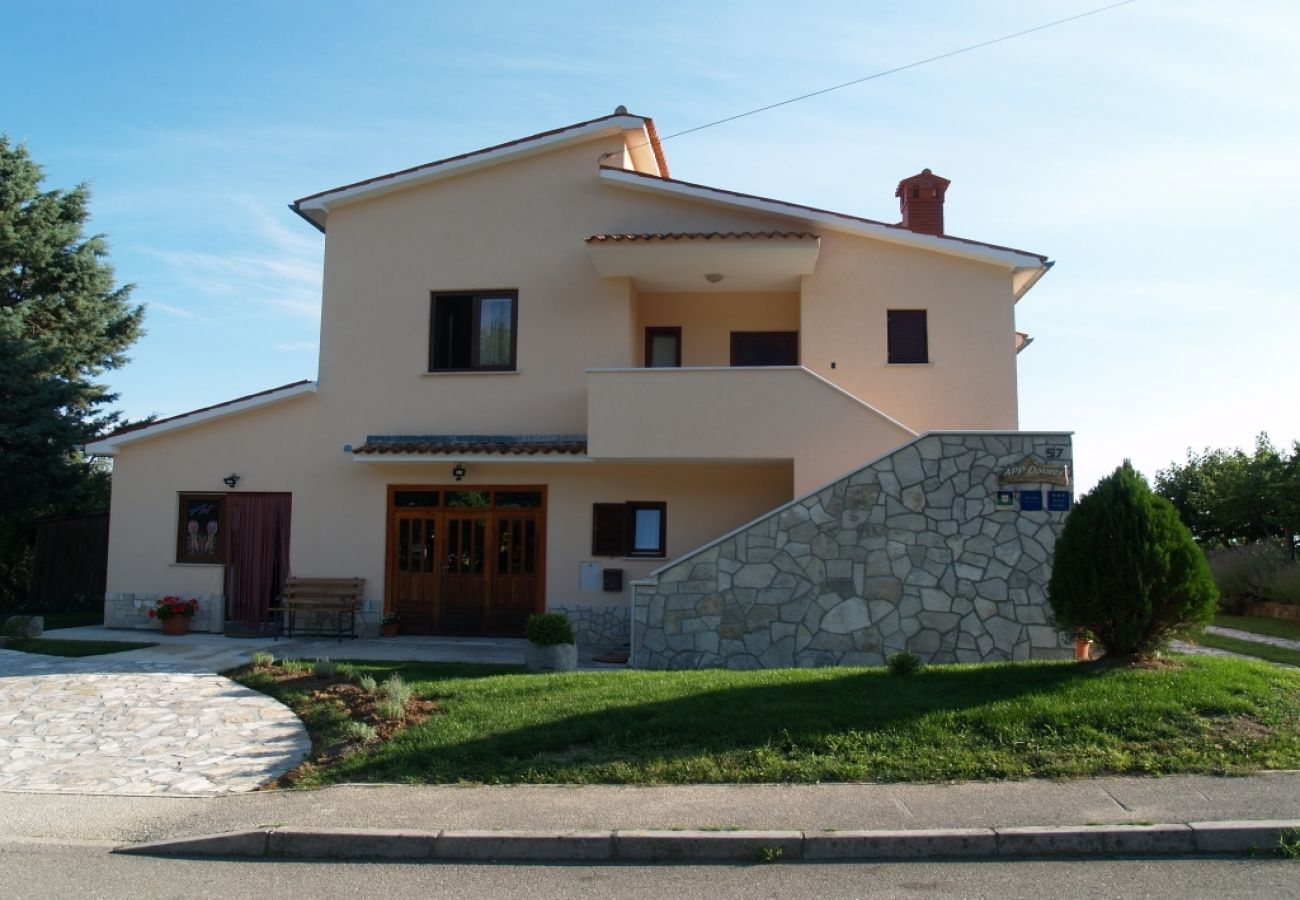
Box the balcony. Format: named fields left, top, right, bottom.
left=586, top=367, right=916, bottom=492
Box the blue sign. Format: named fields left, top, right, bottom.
left=1048, top=490, right=1072, bottom=512
left=1019, top=490, right=1043, bottom=511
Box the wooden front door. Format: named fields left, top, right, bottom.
left=385, top=487, right=545, bottom=636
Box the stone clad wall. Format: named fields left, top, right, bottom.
left=549, top=603, right=629, bottom=651
left=104, top=592, right=224, bottom=634
left=631, top=432, right=1074, bottom=669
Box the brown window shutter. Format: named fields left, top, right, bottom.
left=887, top=310, right=928, bottom=364
left=592, top=503, right=626, bottom=556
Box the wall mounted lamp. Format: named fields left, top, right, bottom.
left=704, top=272, right=724, bottom=283
left=222, top=473, right=241, bottom=489
left=452, top=464, right=466, bottom=482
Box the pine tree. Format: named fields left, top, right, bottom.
left=1048, top=461, right=1218, bottom=658
left=0, top=136, right=144, bottom=608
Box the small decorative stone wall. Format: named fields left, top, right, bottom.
left=550, top=603, right=630, bottom=649
left=104, top=592, right=225, bottom=634
left=631, top=432, right=1074, bottom=669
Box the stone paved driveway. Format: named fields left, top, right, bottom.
left=0, top=649, right=310, bottom=795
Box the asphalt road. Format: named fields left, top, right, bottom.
left=3, top=840, right=1298, bottom=899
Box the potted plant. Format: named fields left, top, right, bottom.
left=148, top=596, right=199, bottom=636
left=525, top=612, right=577, bottom=673
left=1074, top=629, right=1094, bottom=661
left=380, top=612, right=400, bottom=637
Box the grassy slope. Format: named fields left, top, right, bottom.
left=1214, top=614, right=1300, bottom=642
left=1197, top=633, right=1300, bottom=668
left=237, top=657, right=1300, bottom=787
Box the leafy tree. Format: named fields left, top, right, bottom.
left=1155, top=434, right=1300, bottom=559
left=0, top=136, right=144, bottom=609
left=1049, top=462, right=1217, bottom=659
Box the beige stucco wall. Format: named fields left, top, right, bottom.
left=315, top=136, right=798, bottom=436
left=103, top=125, right=1027, bottom=627
left=587, top=367, right=914, bottom=494
left=103, top=393, right=792, bottom=615
left=635, top=291, right=799, bottom=366
left=798, top=233, right=1020, bottom=431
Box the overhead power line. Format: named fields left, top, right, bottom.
left=644, top=0, right=1139, bottom=148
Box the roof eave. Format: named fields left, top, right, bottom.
left=294, top=114, right=656, bottom=231
left=85, top=382, right=318, bottom=456
left=597, top=167, right=1049, bottom=272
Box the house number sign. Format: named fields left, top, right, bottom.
left=998, top=455, right=1070, bottom=487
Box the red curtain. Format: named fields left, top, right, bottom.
left=224, top=493, right=292, bottom=625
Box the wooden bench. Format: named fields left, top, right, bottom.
left=269, top=577, right=365, bottom=642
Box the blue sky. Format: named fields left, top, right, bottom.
left=5, top=0, right=1297, bottom=490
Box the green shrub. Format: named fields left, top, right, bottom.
left=525, top=612, right=575, bottom=646
left=312, top=657, right=337, bottom=677
left=1048, top=462, right=1218, bottom=658
left=887, top=651, right=922, bottom=676
left=378, top=674, right=413, bottom=706
left=376, top=697, right=406, bottom=722
left=357, top=674, right=378, bottom=693
left=1264, top=563, right=1300, bottom=606
left=1207, top=542, right=1288, bottom=610
left=341, top=720, right=378, bottom=743
left=250, top=650, right=275, bottom=668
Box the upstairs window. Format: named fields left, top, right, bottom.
left=887, top=310, right=928, bottom=364
left=592, top=501, right=667, bottom=558
left=429, top=290, right=518, bottom=371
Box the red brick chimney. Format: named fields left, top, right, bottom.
left=895, top=169, right=950, bottom=235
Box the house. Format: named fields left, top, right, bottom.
left=88, top=109, right=1074, bottom=666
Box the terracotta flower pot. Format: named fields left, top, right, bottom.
left=162, top=617, right=191, bottom=636
left=1075, top=638, right=1092, bottom=661
left=381, top=623, right=399, bottom=637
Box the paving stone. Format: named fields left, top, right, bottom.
left=0, top=649, right=311, bottom=796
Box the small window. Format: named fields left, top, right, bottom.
left=887, top=310, right=928, bottom=364
left=429, top=290, right=518, bottom=371
left=645, top=327, right=682, bottom=367
left=730, top=331, right=798, bottom=366
left=592, top=501, right=667, bottom=557
left=176, top=493, right=226, bottom=564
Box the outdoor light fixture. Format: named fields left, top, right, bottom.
left=704, top=272, right=724, bottom=283
left=222, top=473, right=241, bottom=489
left=452, top=464, right=466, bottom=481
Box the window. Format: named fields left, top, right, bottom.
left=730, top=331, right=798, bottom=366
left=429, top=290, right=518, bottom=371
left=644, top=327, right=682, bottom=367
left=176, top=493, right=226, bottom=564
left=887, top=310, right=928, bottom=364
left=592, top=501, right=667, bottom=557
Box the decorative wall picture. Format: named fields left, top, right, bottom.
left=176, top=493, right=225, bottom=564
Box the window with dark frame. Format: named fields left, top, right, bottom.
left=730, top=331, right=798, bottom=366
left=887, top=309, right=929, bottom=364
left=176, top=493, right=226, bottom=564
left=644, top=326, right=682, bottom=368
left=591, top=501, right=667, bottom=557
left=429, top=290, right=518, bottom=371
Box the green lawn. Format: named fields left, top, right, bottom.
left=1197, top=633, right=1300, bottom=668
left=1214, top=614, right=1300, bottom=643
left=235, top=656, right=1300, bottom=787
left=3, top=638, right=156, bottom=657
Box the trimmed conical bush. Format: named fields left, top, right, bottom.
left=1049, top=461, right=1217, bottom=658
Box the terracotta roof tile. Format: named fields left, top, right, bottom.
left=352, top=435, right=588, bottom=457
left=585, top=231, right=819, bottom=243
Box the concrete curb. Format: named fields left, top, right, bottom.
left=116, top=820, right=1300, bottom=863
